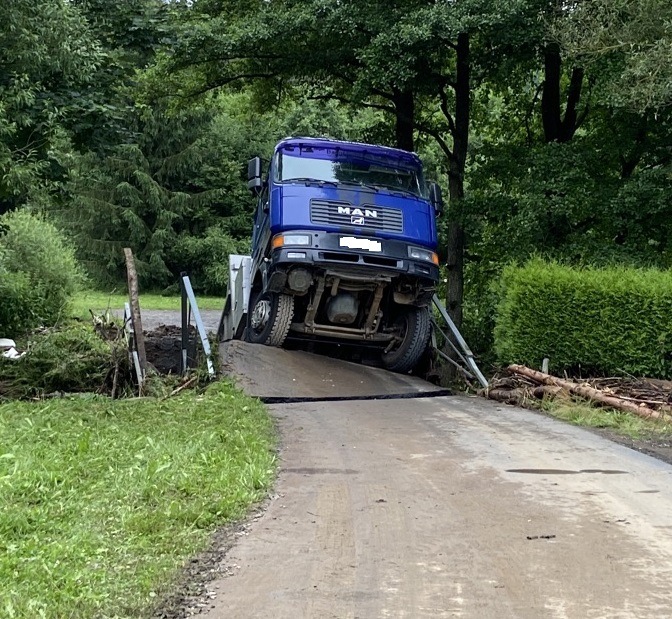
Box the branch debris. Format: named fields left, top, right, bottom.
left=484, top=365, right=672, bottom=422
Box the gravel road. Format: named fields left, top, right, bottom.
left=193, top=345, right=672, bottom=618
left=138, top=309, right=222, bottom=334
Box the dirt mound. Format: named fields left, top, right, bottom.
left=144, top=325, right=197, bottom=375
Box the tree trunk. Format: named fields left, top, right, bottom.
left=543, top=43, right=584, bottom=143
left=445, top=32, right=470, bottom=331
left=393, top=89, right=415, bottom=152
left=560, top=67, right=584, bottom=142
left=542, top=43, right=562, bottom=143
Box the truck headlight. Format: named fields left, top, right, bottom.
left=272, top=234, right=312, bottom=248
left=408, top=246, right=439, bottom=265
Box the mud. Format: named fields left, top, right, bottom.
left=143, top=311, right=672, bottom=618
left=140, top=310, right=220, bottom=375
left=185, top=397, right=672, bottom=618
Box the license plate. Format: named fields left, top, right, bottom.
left=339, top=236, right=381, bottom=252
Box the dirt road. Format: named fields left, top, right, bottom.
left=196, top=347, right=672, bottom=618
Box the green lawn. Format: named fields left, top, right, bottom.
left=71, top=290, right=225, bottom=319
left=0, top=381, right=275, bottom=618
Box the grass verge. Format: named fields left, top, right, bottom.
left=542, top=396, right=672, bottom=440
left=71, top=291, right=225, bottom=319
left=0, top=381, right=275, bottom=618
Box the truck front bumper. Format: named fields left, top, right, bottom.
left=269, top=230, right=440, bottom=284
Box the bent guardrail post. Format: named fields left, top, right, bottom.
left=181, top=274, right=215, bottom=377
left=432, top=294, right=488, bottom=389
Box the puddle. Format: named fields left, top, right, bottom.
left=506, top=468, right=628, bottom=475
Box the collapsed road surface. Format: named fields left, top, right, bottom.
left=195, top=343, right=672, bottom=618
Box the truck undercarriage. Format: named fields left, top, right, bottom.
left=246, top=263, right=436, bottom=374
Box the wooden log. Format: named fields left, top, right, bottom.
left=123, top=248, right=147, bottom=392
left=532, top=385, right=565, bottom=400
left=508, top=364, right=672, bottom=422
left=486, top=387, right=530, bottom=405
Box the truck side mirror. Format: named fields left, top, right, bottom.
left=428, top=182, right=444, bottom=216
left=247, top=156, right=263, bottom=195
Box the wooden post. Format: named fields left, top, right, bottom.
left=123, top=248, right=147, bottom=389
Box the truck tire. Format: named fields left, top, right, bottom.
left=382, top=307, right=431, bottom=374
left=246, top=290, right=294, bottom=347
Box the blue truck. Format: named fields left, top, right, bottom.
left=219, top=136, right=444, bottom=373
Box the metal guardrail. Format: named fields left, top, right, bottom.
left=180, top=273, right=215, bottom=377
left=431, top=294, right=488, bottom=389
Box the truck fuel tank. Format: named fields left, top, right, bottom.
left=326, top=292, right=360, bottom=325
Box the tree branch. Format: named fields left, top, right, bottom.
left=415, top=122, right=454, bottom=161
left=438, top=84, right=457, bottom=137
left=308, top=93, right=395, bottom=114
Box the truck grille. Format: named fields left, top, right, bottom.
left=310, top=199, right=403, bottom=233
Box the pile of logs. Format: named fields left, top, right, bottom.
left=486, top=364, right=672, bottom=422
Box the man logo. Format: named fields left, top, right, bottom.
left=337, top=206, right=378, bottom=218
left=351, top=216, right=365, bottom=225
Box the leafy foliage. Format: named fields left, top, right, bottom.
left=65, top=108, right=227, bottom=288
left=170, top=225, right=248, bottom=294
left=494, top=260, right=672, bottom=378
left=0, top=0, right=101, bottom=211
left=0, top=210, right=84, bottom=333
left=555, top=0, right=672, bottom=112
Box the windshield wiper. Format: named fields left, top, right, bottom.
left=284, top=177, right=338, bottom=187
left=337, top=180, right=380, bottom=192
left=370, top=184, right=418, bottom=197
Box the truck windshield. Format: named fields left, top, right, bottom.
left=276, top=150, right=427, bottom=197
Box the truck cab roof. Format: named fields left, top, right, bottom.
left=275, top=137, right=422, bottom=168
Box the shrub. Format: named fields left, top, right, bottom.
left=0, top=270, right=40, bottom=335
left=168, top=225, right=248, bottom=295
left=0, top=210, right=84, bottom=333
left=494, top=260, right=672, bottom=378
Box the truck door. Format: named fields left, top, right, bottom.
left=251, top=170, right=271, bottom=272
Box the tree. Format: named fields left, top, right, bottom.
left=0, top=0, right=101, bottom=212
left=65, top=107, right=228, bottom=287
left=156, top=0, right=543, bottom=329
left=555, top=0, right=672, bottom=112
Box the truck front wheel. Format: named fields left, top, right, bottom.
left=382, top=307, right=431, bottom=374
left=246, top=290, right=294, bottom=347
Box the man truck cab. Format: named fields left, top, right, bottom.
left=244, top=136, right=443, bottom=373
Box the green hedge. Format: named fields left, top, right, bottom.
left=494, top=260, right=672, bottom=378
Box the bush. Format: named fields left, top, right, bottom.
left=494, top=260, right=672, bottom=378
left=168, top=225, right=249, bottom=295
left=0, top=210, right=84, bottom=334
left=0, top=270, right=40, bottom=335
